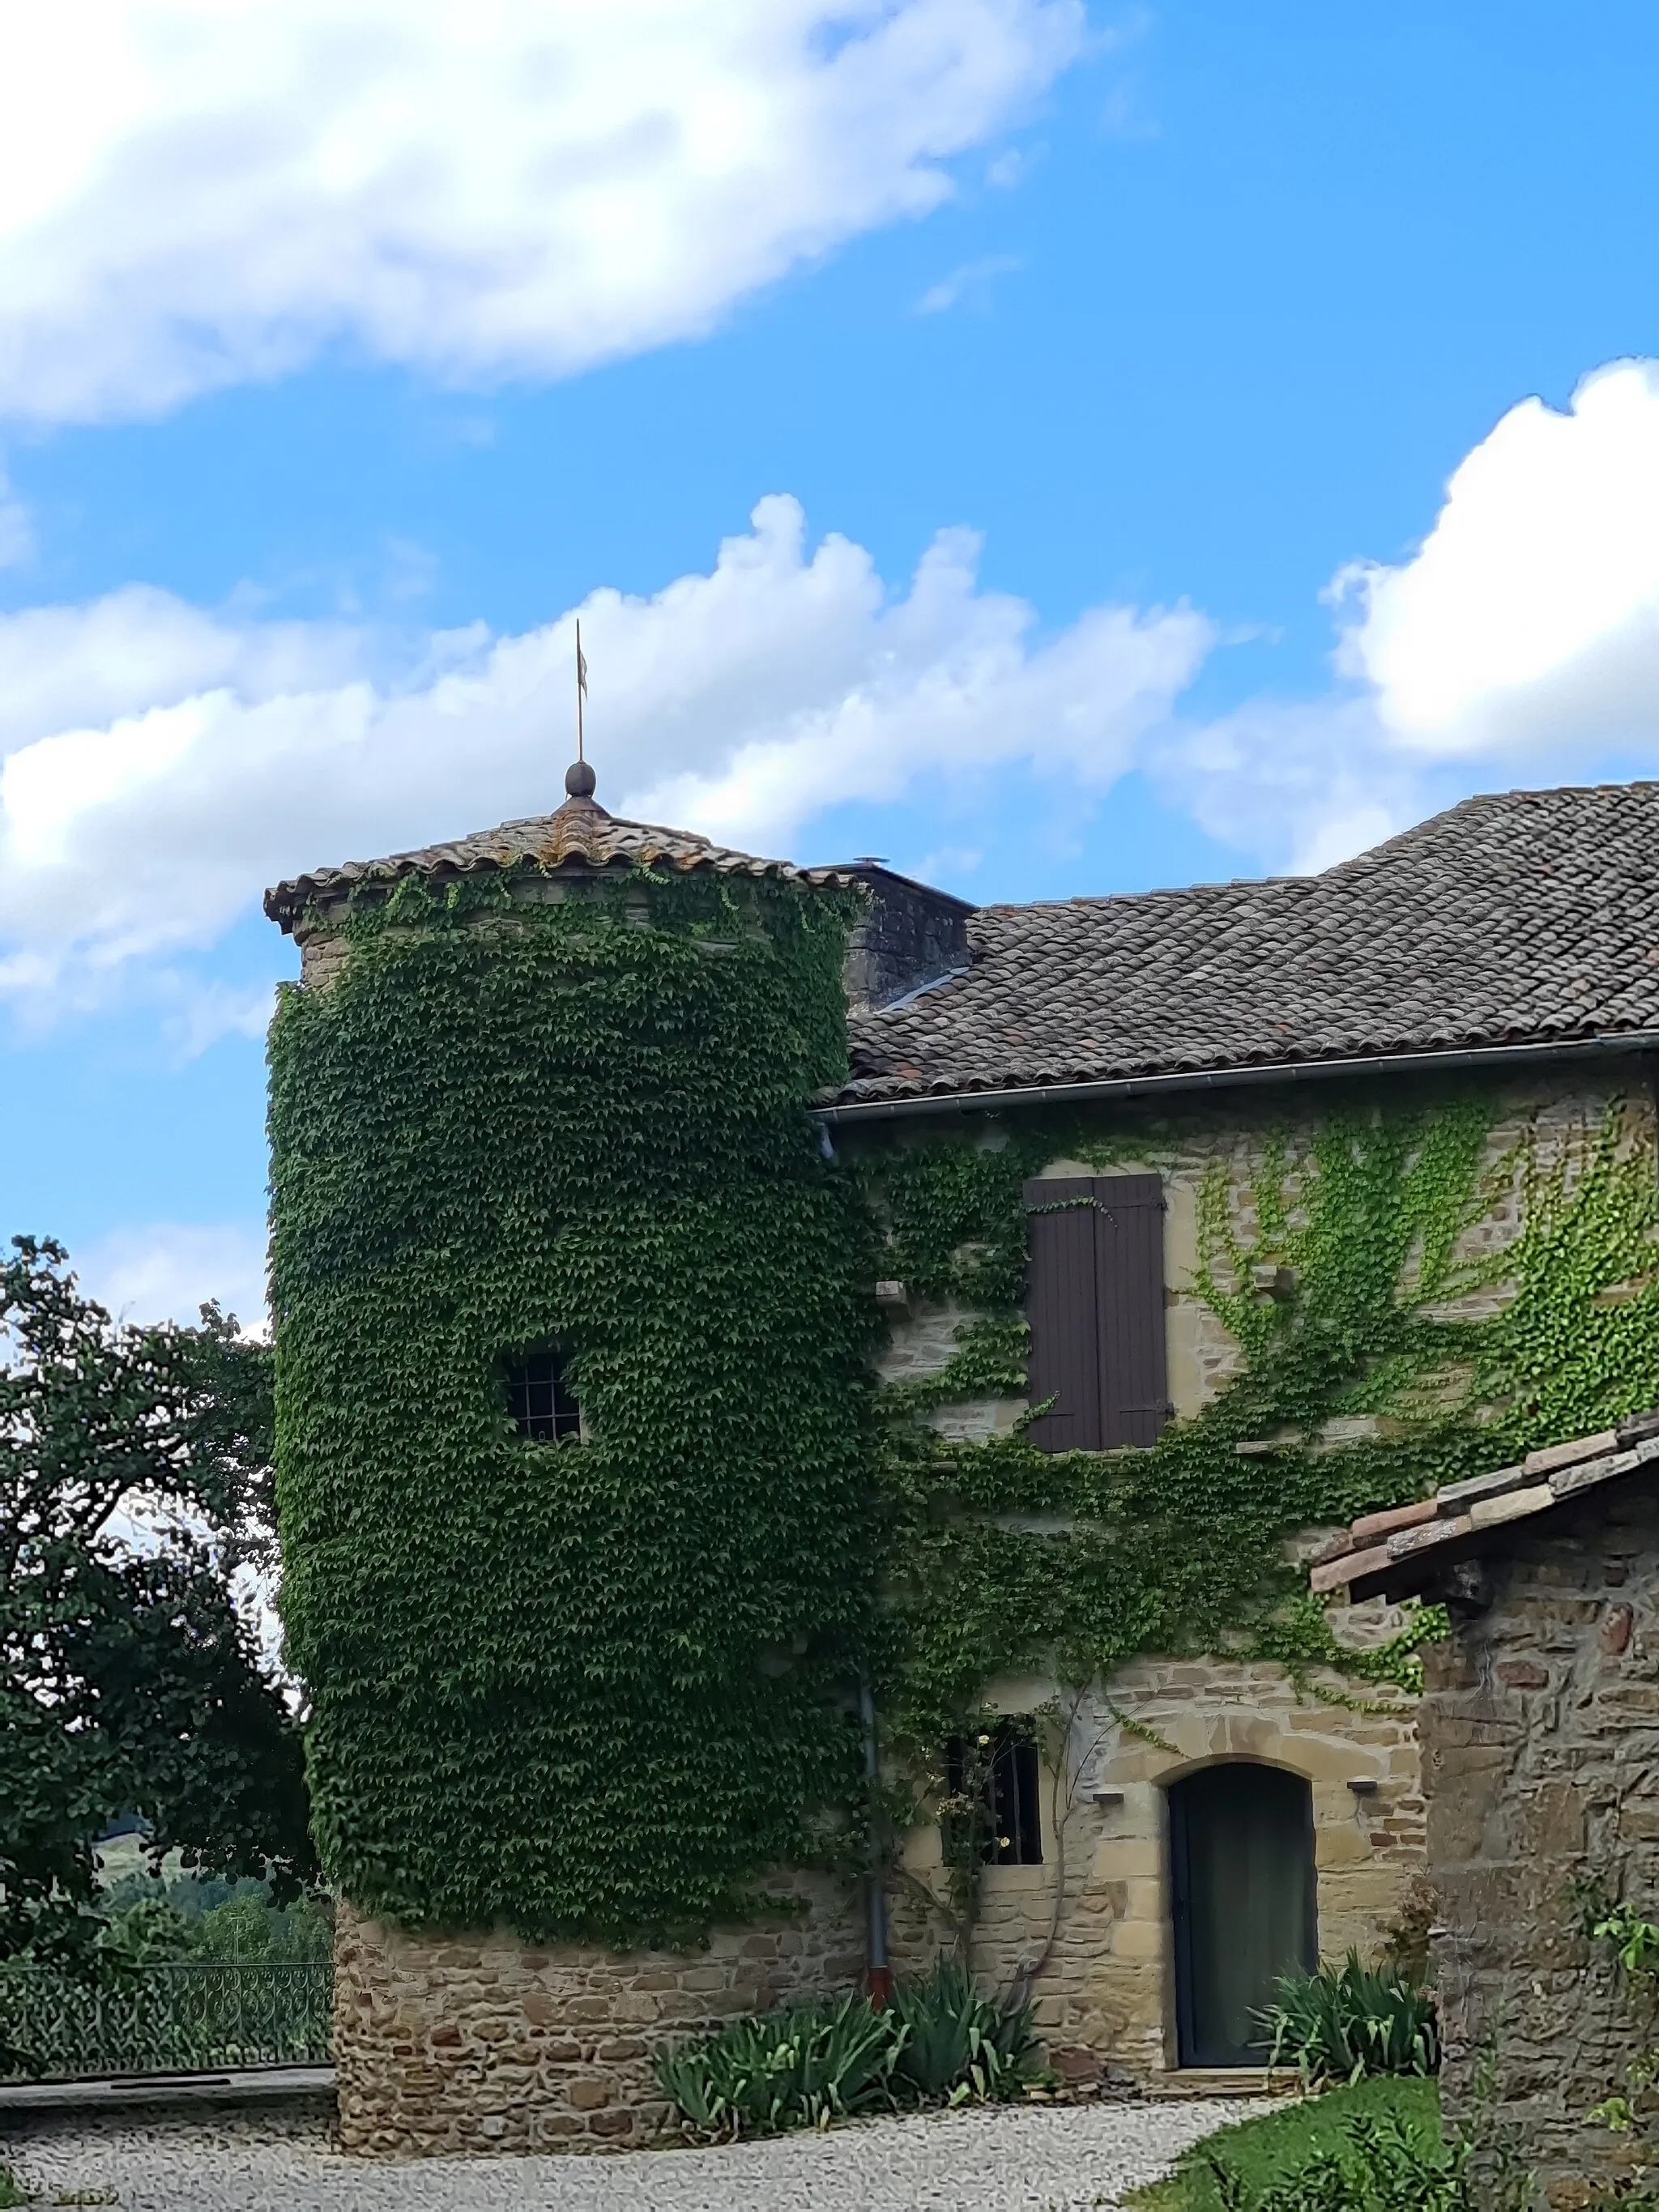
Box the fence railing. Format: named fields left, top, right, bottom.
left=0, top=1961, right=333, bottom=2080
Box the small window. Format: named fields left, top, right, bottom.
left=504, top=1348, right=581, bottom=1443
left=945, top=1722, right=1043, bottom=1866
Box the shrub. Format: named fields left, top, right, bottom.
left=99, top=1875, right=332, bottom=1963
left=1258, top=1952, right=1439, bottom=2086
left=652, top=1963, right=1050, bottom=2138
left=1376, top=1874, right=1437, bottom=1984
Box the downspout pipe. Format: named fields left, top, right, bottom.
left=813, top=1029, right=1659, bottom=1127
left=859, top=1680, right=891, bottom=2007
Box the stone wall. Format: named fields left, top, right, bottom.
left=876, top=1073, right=1657, bottom=1434
left=294, top=920, right=350, bottom=991
left=332, top=1643, right=1422, bottom=2154
left=332, top=1877, right=864, bottom=2155
left=1426, top=1481, right=1659, bottom=2208
left=886, top=1653, right=1422, bottom=2082
left=840, top=866, right=972, bottom=1012
left=869, top=1075, right=1637, bottom=2086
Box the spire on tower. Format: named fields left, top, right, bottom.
left=565, top=619, right=596, bottom=803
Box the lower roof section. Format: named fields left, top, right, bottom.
left=1311, top=1412, right=1659, bottom=1607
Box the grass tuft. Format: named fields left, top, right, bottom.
left=1126, top=2077, right=1443, bottom=2210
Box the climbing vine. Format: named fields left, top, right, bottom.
left=858, top=1091, right=1659, bottom=1759
left=1572, top=1877, right=1659, bottom=2201
left=270, top=865, right=876, bottom=1946
left=271, top=859, right=1659, bottom=1944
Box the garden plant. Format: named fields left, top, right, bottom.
left=651, top=1958, right=1051, bottom=2138
left=1258, top=1951, right=1439, bottom=2087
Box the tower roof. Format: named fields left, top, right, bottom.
left=264, top=786, right=856, bottom=934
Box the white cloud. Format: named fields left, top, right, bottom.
left=914, top=252, right=1022, bottom=314
left=50, top=358, right=1659, bottom=969
left=1338, top=359, right=1659, bottom=759
left=0, top=586, right=369, bottom=757
left=0, top=497, right=1211, bottom=1006
left=629, top=518, right=1209, bottom=846
left=1149, top=356, right=1659, bottom=880
left=157, top=978, right=279, bottom=1062
left=915, top=842, right=983, bottom=881
left=74, top=1221, right=268, bottom=1332
left=1147, top=695, right=1430, bottom=876
left=0, top=471, right=32, bottom=569
left=0, top=0, right=1084, bottom=425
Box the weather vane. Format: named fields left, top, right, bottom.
left=565, top=620, right=597, bottom=802
left=575, top=617, right=588, bottom=764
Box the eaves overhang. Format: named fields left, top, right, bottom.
left=813, top=1029, right=1659, bottom=1126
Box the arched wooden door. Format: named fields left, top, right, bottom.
left=1168, top=1762, right=1316, bottom=2067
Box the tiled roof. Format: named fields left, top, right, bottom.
left=836, top=781, right=1659, bottom=1109
left=1309, top=1411, right=1659, bottom=1603
left=265, top=794, right=854, bottom=931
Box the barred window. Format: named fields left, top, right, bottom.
left=945, top=1721, right=1043, bottom=1866
left=504, top=1348, right=581, bottom=1443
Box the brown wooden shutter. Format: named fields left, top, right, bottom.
left=1024, top=1172, right=1169, bottom=1451
left=1093, top=1174, right=1169, bottom=1447
left=1023, top=1177, right=1102, bottom=1450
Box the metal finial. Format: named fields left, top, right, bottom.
left=565, top=758, right=596, bottom=799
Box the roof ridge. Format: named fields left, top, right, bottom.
left=1321, top=777, right=1659, bottom=877
left=973, top=872, right=1313, bottom=923
left=967, top=778, right=1659, bottom=918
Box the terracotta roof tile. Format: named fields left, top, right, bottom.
left=1311, top=1411, right=1659, bottom=1602
left=265, top=795, right=854, bottom=931
left=1523, top=1429, right=1618, bottom=1478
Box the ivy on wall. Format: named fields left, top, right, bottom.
left=858, top=1092, right=1659, bottom=1755
left=270, top=858, right=1659, bottom=1944
left=269, top=868, right=876, bottom=1946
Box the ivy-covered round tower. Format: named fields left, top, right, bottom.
left=263, top=766, right=922, bottom=2152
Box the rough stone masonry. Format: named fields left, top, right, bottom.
left=331, top=1882, right=865, bottom=2156
left=1423, top=1479, right=1659, bottom=2208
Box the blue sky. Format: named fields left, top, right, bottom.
left=6, top=1, right=1659, bottom=1324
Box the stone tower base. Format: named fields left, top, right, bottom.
left=332, top=1883, right=865, bottom=2155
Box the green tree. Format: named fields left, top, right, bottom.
left=0, top=1237, right=313, bottom=1967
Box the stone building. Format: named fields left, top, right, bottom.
left=1316, top=1417, right=1659, bottom=2206
left=264, top=773, right=1659, bottom=2154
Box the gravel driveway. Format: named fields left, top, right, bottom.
left=2, top=2099, right=1265, bottom=2211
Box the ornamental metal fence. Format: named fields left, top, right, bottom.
left=0, top=1961, right=333, bottom=2080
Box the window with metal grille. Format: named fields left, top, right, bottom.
left=945, top=1722, right=1043, bottom=1866
left=503, top=1348, right=581, bottom=1443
